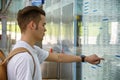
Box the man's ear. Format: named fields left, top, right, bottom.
left=28, top=21, right=36, bottom=30
left=33, top=24, right=36, bottom=28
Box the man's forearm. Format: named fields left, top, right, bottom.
left=46, top=52, right=82, bottom=63
left=57, top=53, right=81, bottom=63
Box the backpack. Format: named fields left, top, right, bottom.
left=0, top=47, right=36, bottom=80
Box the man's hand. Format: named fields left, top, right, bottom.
left=85, top=54, right=104, bottom=65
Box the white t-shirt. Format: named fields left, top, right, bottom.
left=7, top=41, right=49, bottom=80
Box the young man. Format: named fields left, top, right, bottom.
left=7, top=6, right=104, bottom=80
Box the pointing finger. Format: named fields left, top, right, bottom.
left=100, top=58, right=105, bottom=60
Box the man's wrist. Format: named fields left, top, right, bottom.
left=80, top=55, right=86, bottom=62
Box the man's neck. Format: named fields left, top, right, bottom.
left=21, top=34, right=35, bottom=47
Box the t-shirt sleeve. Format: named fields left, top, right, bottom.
left=35, top=46, right=49, bottom=63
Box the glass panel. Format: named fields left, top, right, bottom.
left=45, top=0, right=51, bottom=8
left=62, top=3, right=74, bottom=52
left=44, top=1, right=74, bottom=80
left=60, top=3, right=74, bottom=80
left=81, top=0, right=120, bottom=80
left=52, top=0, right=61, bottom=4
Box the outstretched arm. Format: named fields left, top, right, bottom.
left=45, top=52, right=104, bottom=64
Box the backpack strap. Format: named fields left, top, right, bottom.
left=0, top=49, right=5, bottom=61
left=2, top=47, right=36, bottom=78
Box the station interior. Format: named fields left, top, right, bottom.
left=0, top=0, right=120, bottom=80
